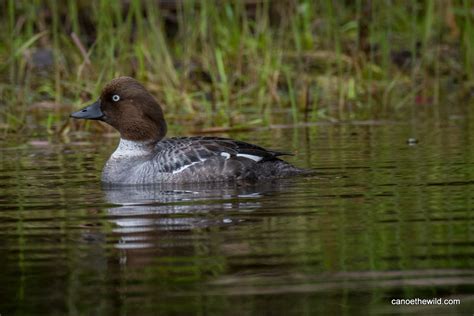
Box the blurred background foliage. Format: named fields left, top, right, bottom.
left=0, top=0, right=473, bottom=136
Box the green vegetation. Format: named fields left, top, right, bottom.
left=0, top=0, right=473, bottom=135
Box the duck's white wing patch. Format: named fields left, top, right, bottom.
left=236, top=153, right=263, bottom=162
left=172, top=159, right=207, bottom=174
left=220, top=152, right=231, bottom=159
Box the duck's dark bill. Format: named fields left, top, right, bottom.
left=70, top=100, right=104, bottom=120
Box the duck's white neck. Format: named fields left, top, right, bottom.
left=110, top=138, right=154, bottom=159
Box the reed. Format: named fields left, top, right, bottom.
left=0, top=0, right=472, bottom=134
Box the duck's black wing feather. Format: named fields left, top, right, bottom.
left=196, top=136, right=291, bottom=158
left=154, top=136, right=291, bottom=174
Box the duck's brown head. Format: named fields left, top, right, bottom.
left=71, top=77, right=167, bottom=142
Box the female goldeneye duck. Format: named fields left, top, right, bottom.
left=70, top=76, right=307, bottom=185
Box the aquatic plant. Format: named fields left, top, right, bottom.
left=0, top=0, right=472, bottom=136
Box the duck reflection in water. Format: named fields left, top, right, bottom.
left=101, top=181, right=291, bottom=252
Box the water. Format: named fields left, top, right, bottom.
left=1, top=118, right=474, bottom=315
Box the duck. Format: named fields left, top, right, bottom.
left=70, top=77, right=306, bottom=185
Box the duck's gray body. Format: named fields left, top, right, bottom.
left=102, top=136, right=305, bottom=185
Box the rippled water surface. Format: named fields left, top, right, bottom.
left=2, top=119, right=474, bottom=315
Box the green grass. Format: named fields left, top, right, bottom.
left=0, top=0, right=473, bottom=135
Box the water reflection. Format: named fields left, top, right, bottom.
left=103, top=183, right=280, bottom=250
left=3, top=120, right=474, bottom=315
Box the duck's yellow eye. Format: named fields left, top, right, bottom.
left=112, top=94, right=120, bottom=102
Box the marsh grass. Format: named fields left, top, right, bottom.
left=0, top=0, right=472, bottom=135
